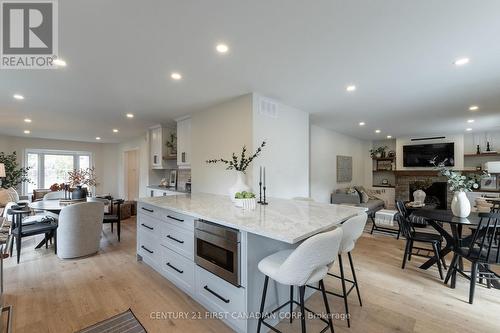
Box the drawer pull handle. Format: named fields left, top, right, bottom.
left=166, top=235, right=184, bottom=244
left=167, top=215, right=184, bottom=222
left=141, top=223, right=154, bottom=230
left=141, top=245, right=154, bottom=254
left=166, top=262, right=184, bottom=274
left=204, top=285, right=230, bottom=304
left=141, top=207, right=154, bottom=213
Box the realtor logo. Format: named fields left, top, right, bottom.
left=1, top=0, right=58, bottom=69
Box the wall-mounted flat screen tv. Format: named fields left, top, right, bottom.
left=403, top=143, right=455, bottom=167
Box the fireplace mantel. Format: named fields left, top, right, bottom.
left=394, top=170, right=440, bottom=176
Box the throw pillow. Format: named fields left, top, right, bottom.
left=360, top=190, right=369, bottom=203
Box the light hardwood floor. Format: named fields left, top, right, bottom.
left=3, top=217, right=499, bottom=333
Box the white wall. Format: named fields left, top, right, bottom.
left=191, top=95, right=253, bottom=195
left=0, top=134, right=118, bottom=195
left=310, top=125, right=370, bottom=203
left=252, top=94, right=310, bottom=199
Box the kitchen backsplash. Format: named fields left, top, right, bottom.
left=177, top=169, right=191, bottom=191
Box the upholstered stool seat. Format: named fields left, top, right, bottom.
left=257, top=227, right=344, bottom=333
left=308, top=213, right=367, bottom=328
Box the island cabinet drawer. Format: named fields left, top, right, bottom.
left=138, top=203, right=159, bottom=218
left=195, top=266, right=246, bottom=332
left=159, top=222, right=194, bottom=260
left=137, top=214, right=159, bottom=236
left=161, top=209, right=195, bottom=231
left=159, top=246, right=195, bottom=294
left=137, top=232, right=160, bottom=265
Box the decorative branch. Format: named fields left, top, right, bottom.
left=206, top=141, right=266, bottom=173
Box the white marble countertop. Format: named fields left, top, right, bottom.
left=139, top=193, right=366, bottom=244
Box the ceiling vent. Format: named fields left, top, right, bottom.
left=258, top=98, right=278, bottom=118
left=410, top=136, right=446, bottom=141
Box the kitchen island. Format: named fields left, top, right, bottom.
left=137, top=193, right=365, bottom=332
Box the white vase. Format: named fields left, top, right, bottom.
left=451, top=191, right=471, bottom=218
left=413, top=189, right=426, bottom=205
left=229, top=171, right=250, bottom=202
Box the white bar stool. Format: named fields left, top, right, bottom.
left=257, top=227, right=344, bottom=333
left=309, top=213, right=367, bottom=327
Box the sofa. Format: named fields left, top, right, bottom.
left=331, top=186, right=385, bottom=219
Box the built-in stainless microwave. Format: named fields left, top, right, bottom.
left=194, top=220, right=240, bottom=287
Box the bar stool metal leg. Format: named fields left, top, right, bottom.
left=338, top=254, right=350, bottom=327
left=299, top=285, right=306, bottom=333
left=319, top=280, right=334, bottom=333
left=348, top=252, right=362, bottom=306
left=257, top=276, right=269, bottom=333
left=289, top=285, right=294, bottom=323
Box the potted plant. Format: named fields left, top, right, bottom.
left=206, top=141, right=266, bottom=201
left=67, top=167, right=98, bottom=199
left=369, top=146, right=388, bottom=159
left=432, top=158, right=487, bottom=217
left=0, top=152, right=31, bottom=203
left=234, top=191, right=257, bottom=210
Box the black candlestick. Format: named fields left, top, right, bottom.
left=258, top=181, right=263, bottom=204
left=261, top=186, right=268, bottom=205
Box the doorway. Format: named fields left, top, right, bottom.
left=124, top=149, right=139, bottom=201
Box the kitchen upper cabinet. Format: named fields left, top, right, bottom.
left=176, top=116, right=191, bottom=169
left=150, top=125, right=176, bottom=169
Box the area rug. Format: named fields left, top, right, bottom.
left=76, top=309, right=147, bottom=333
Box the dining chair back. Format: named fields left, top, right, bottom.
left=467, top=212, right=500, bottom=264
left=396, top=200, right=409, bottom=218
left=57, top=202, right=104, bottom=259
left=396, top=208, right=415, bottom=239
left=43, top=191, right=65, bottom=200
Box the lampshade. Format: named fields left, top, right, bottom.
left=0, top=163, right=5, bottom=178
left=486, top=161, right=500, bottom=174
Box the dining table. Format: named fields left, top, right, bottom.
left=411, top=208, right=499, bottom=289
left=28, top=199, right=86, bottom=249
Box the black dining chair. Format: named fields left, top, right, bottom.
left=89, top=197, right=124, bottom=242
left=8, top=207, right=58, bottom=264
left=396, top=200, right=446, bottom=279
left=445, top=212, right=500, bottom=304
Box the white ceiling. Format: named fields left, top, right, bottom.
left=2, top=0, right=500, bottom=143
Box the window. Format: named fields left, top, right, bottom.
left=24, top=149, right=93, bottom=195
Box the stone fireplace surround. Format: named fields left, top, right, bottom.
left=395, top=171, right=453, bottom=209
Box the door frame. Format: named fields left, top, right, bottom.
left=123, top=148, right=140, bottom=201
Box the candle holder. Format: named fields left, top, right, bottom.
left=261, top=186, right=268, bottom=205
left=257, top=181, right=263, bottom=204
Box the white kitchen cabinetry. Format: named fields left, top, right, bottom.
left=150, top=125, right=176, bottom=169
left=176, top=117, right=191, bottom=169
left=136, top=203, right=247, bottom=332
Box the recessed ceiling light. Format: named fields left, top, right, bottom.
left=467, top=119, right=475, bottom=123
left=171, top=72, right=182, bottom=80
left=466, top=128, right=472, bottom=131
left=469, top=105, right=479, bottom=111
left=113, top=129, right=119, bottom=133
left=387, top=135, right=392, bottom=139
left=24, top=118, right=32, bottom=123
left=23, top=130, right=30, bottom=134
left=346, top=85, right=356, bottom=92
left=216, top=43, right=229, bottom=53
left=359, top=122, right=365, bottom=126
left=53, top=58, right=67, bottom=67
left=375, top=129, right=381, bottom=133
left=126, top=113, right=134, bottom=118
left=13, top=94, right=24, bottom=100
left=96, top=137, right=101, bottom=140
left=454, top=57, right=470, bottom=66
